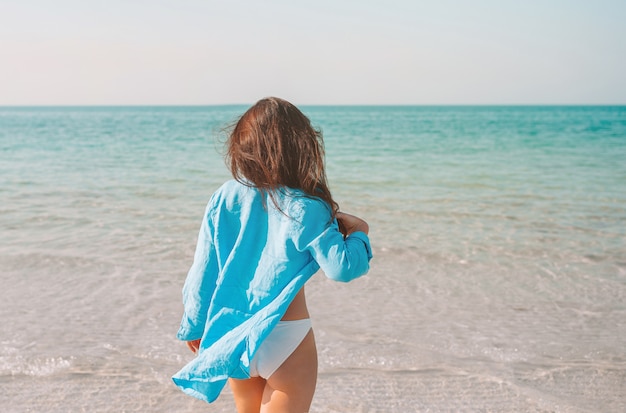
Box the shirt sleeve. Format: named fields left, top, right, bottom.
left=176, top=200, right=219, bottom=341
left=293, top=199, right=373, bottom=283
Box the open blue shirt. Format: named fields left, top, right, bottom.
left=172, top=180, right=373, bottom=403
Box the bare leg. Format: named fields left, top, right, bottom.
left=229, top=376, right=266, bottom=413
left=261, top=329, right=318, bottom=413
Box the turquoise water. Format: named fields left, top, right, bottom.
left=1, top=106, right=625, bottom=412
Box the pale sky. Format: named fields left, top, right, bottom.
left=1, top=0, right=625, bottom=105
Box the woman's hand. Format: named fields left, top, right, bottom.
left=186, top=339, right=201, bottom=354
left=336, top=212, right=369, bottom=237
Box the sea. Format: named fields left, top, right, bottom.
left=1, top=105, right=625, bottom=412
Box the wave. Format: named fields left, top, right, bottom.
left=0, top=355, right=73, bottom=377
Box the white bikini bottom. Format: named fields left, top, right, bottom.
left=249, top=318, right=312, bottom=379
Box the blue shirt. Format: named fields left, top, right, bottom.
left=172, top=180, right=373, bottom=403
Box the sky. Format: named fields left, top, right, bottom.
left=1, top=0, right=625, bottom=105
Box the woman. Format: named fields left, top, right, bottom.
left=172, top=97, right=372, bottom=412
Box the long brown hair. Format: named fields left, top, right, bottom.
left=226, top=97, right=338, bottom=217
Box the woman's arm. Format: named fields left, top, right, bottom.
left=176, top=202, right=219, bottom=341
left=336, top=212, right=369, bottom=237
left=295, top=201, right=373, bottom=283
left=186, top=339, right=201, bottom=354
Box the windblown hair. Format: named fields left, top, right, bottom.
left=226, top=97, right=338, bottom=217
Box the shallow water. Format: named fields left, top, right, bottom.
left=1, top=106, right=625, bottom=412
